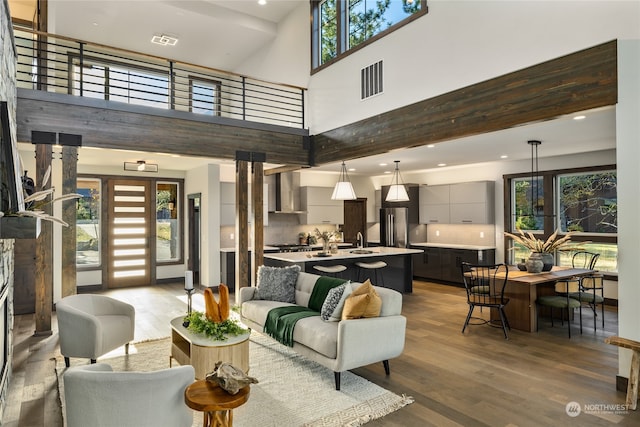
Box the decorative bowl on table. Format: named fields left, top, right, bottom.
left=516, top=262, right=527, bottom=271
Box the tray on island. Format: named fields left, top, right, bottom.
left=313, top=253, right=332, bottom=257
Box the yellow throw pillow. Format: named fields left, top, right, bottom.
left=341, top=279, right=382, bottom=320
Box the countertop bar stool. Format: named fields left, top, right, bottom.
left=355, top=261, right=387, bottom=286
left=313, top=264, right=347, bottom=278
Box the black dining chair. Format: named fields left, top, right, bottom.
left=460, top=263, right=510, bottom=339
left=566, top=251, right=604, bottom=333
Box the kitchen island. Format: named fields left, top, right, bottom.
left=264, top=247, right=422, bottom=293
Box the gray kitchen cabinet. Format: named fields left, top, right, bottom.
left=412, top=246, right=495, bottom=285
left=300, top=186, right=344, bottom=225
left=419, top=181, right=494, bottom=224
left=220, top=182, right=268, bottom=226
left=449, top=181, right=494, bottom=224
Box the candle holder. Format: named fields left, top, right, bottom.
left=185, top=288, right=195, bottom=315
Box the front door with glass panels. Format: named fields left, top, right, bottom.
left=107, top=179, right=152, bottom=288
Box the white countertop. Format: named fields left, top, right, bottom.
left=411, top=243, right=496, bottom=250
left=220, top=243, right=353, bottom=253
left=264, top=246, right=422, bottom=263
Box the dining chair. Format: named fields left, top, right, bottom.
left=536, top=279, right=581, bottom=338
left=566, top=252, right=604, bottom=333
left=460, top=263, right=510, bottom=339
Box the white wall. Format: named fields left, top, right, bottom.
left=185, top=163, right=221, bottom=288
left=308, top=1, right=640, bottom=134
left=615, top=39, right=640, bottom=377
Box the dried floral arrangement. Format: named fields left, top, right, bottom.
left=503, top=228, right=577, bottom=253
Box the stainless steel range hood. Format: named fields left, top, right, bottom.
left=267, top=172, right=306, bottom=214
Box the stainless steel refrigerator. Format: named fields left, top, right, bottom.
left=380, top=207, right=409, bottom=248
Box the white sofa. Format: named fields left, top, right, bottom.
left=56, top=294, right=135, bottom=367
left=240, top=271, right=406, bottom=390
left=63, top=363, right=195, bottom=427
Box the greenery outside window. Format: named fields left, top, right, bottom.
left=313, top=0, right=427, bottom=70
left=506, top=166, right=617, bottom=273
left=76, top=178, right=101, bottom=267
left=157, top=182, right=180, bottom=262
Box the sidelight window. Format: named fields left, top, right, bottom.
left=76, top=178, right=101, bottom=267
left=156, top=182, right=180, bottom=262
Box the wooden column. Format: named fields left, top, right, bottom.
left=235, top=160, right=249, bottom=295
left=61, top=146, right=78, bottom=297
left=34, top=144, right=52, bottom=336
left=251, top=161, right=264, bottom=286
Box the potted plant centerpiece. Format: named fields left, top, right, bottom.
left=314, top=228, right=335, bottom=255
left=504, top=229, right=577, bottom=273
left=182, top=284, right=248, bottom=341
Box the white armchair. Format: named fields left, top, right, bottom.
left=56, top=294, right=135, bottom=367
left=63, top=363, right=195, bottom=427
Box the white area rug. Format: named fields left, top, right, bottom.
left=56, top=332, right=413, bottom=426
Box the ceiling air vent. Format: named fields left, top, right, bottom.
left=361, top=60, right=383, bottom=100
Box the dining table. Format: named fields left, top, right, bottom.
left=492, top=266, right=595, bottom=332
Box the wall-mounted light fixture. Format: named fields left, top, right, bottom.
left=124, top=160, right=158, bottom=173
left=331, top=161, right=357, bottom=200
left=385, top=160, right=409, bottom=202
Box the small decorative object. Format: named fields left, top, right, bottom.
left=516, top=259, right=527, bottom=271
left=540, top=252, right=554, bottom=272
left=314, top=228, right=336, bottom=254
left=330, top=242, right=339, bottom=254
left=298, top=232, right=308, bottom=245
left=204, top=284, right=230, bottom=323
left=206, top=361, right=258, bottom=395
left=525, top=252, right=544, bottom=274
left=184, top=270, right=194, bottom=320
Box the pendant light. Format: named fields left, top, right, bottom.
left=331, top=161, right=357, bottom=200
left=528, top=140, right=541, bottom=216
left=385, top=160, right=409, bottom=202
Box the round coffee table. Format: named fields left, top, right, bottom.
left=170, top=317, right=250, bottom=379
left=184, top=380, right=250, bottom=427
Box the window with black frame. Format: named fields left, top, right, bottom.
left=313, top=0, right=427, bottom=69
left=506, top=167, right=618, bottom=273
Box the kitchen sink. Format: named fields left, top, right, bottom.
left=350, top=249, right=375, bottom=254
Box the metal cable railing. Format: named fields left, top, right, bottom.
left=14, top=28, right=306, bottom=129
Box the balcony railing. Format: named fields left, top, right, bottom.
left=14, top=28, right=306, bottom=129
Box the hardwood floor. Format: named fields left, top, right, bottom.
left=3, top=280, right=638, bottom=426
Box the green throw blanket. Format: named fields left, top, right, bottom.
left=263, top=276, right=346, bottom=346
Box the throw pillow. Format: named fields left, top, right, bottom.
left=328, top=281, right=355, bottom=322
left=341, top=279, right=382, bottom=320
left=320, top=284, right=344, bottom=321
left=254, top=265, right=301, bottom=303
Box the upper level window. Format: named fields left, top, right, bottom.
left=313, top=0, right=427, bottom=70
left=190, top=77, right=222, bottom=116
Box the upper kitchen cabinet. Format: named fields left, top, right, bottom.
left=449, top=181, right=494, bottom=224
left=220, top=182, right=268, bottom=226
left=419, top=185, right=450, bottom=224
left=419, top=181, right=495, bottom=224
left=300, top=186, right=344, bottom=225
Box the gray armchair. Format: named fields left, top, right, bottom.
left=56, top=294, right=135, bottom=367
left=63, top=363, right=195, bottom=427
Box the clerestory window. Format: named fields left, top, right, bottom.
left=312, top=0, right=427, bottom=70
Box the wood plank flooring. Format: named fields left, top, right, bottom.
left=3, top=279, right=638, bottom=426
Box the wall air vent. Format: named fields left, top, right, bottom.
left=361, top=60, right=383, bottom=100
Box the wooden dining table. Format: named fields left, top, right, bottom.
left=492, top=266, right=595, bottom=332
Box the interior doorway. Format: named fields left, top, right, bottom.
left=343, top=198, right=368, bottom=247
left=187, top=193, right=201, bottom=286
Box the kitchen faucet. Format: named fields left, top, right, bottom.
left=356, top=232, right=363, bottom=249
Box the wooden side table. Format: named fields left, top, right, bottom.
left=605, top=336, right=640, bottom=410
left=184, top=380, right=250, bottom=427
left=170, top=317, right=250, bottom=379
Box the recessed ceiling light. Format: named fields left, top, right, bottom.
left=379, top=163, right=387, bottom=167
left=151, top=34, right=178, bottom=46
left=437, top=163, right=446, bottom=167
left=427, top=144, right=435, bottom=148
left=500, top=155, right=508, bottom=159
left=573, top=115, right=586, bottom=120
left=384, top=171, right=392, bottom=174
left=258, top=0, right=267, bottom=5
left=348, top=168, right=356, bottom=172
